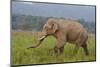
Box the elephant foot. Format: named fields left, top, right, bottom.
left=54, top=46, right=64, bottom=55
left=48, top=48, right=59, bottom=56
left=48, top=49, right=55, bottom=56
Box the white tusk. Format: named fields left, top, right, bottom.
left=38, top=36, right=46, bottom=40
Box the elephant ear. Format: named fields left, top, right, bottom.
left=52, top=22, right=58, bottom=33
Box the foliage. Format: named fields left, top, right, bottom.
left=12, top=14, right=95, bottom=33
left=77, top=19, right=95, bottom=33
left=12, top=14, right=49, bottom=31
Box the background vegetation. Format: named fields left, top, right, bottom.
left=12, top=14, right=95, bottom=33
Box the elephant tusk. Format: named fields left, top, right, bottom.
left=38, top=36, right=46, bottom=40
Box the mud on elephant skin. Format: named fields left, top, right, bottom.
left=28, top=18, right=89, bottom=56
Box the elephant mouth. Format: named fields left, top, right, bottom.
left=38, top=35, right=46, bottom=41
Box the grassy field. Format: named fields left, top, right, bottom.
left=11, top=31, right=96, bottom=65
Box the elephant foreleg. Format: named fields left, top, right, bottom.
left=54, top=46, right=64, bottom=56
left=54, top=46, right=60, bottom=55
left=60, top=46, right=64, bottom=54
left=54, top=38, right=66, bottom=55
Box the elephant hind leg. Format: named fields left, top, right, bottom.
left=81, top=43, right=89, bottom=56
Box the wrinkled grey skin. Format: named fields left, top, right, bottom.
left=28, top=18, right=89, bottom=56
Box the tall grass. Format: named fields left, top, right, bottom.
left=11, top=31, right=96, bottom=65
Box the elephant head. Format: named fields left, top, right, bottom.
left=38, top=19, right=58, bottom=40
left=28, top=19, right=59, bottom=49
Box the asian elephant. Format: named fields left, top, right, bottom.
left=28, top=18, right=89, bottom=56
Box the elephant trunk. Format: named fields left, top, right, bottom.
left=27, top=33, right=47, bottom=49
left=27, top=38, right=44, bottom=49
left=32, top=39, right=43, bottom=48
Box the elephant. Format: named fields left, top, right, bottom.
left=28, top=18, right=89, bottom=56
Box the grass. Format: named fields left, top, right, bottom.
left=11, top=31, right=96, bottom=65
